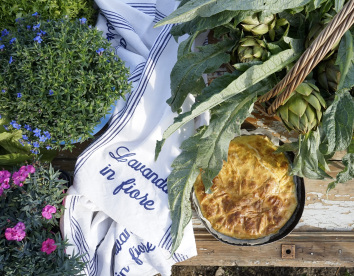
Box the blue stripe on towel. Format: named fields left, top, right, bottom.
left=100, top=9, right=136, bottom=32
left=74, top=23, right=173, bottom=175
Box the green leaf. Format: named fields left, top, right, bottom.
left=334, top=0, right=345, bottom=12
left=156, top=48, right=301, bottom=157
left=177, top=32, right=201, bottom=58
left=291, top=129, right=331, bottom=179
left=321, top=90, right=354, bottom=154
left=348, top=136, right=354, bottom=154
left=0, top=153, right=32, bottom=166
left=155, top=0, right=311, bottom=26
left=336, top=31, right=354, bottom=90
left=167, top=128, right=206, bottom=255
left=327, top=153, right=354, bottom=192
left=168, top=39, right=234, bottom=112
left=171, top=10, right=251, bottom=38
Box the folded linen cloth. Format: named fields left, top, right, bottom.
left=61, top=1, right=199, bottom=275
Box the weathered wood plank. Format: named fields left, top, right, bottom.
left=179, top=229, right=354, bottom=267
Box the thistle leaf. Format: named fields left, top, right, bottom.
left=168, top=128, right=206, bottom=255
left=156, top=48, right=301, bottom=158
left=321, top=90, right=354, bottom=154
left=155, top=0, right=311, bottom=27
left=336, top=31, right=354, bottom=90
left=327, top=153, right=354, bottom=192
left=291, top=129, right=331, bottom=179
left=168, top=39, right=235, bottom=112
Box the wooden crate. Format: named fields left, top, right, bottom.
left=52, top=114, right=354, bottom=267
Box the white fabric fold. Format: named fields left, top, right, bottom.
left=61, top=1, right=198, bottom=275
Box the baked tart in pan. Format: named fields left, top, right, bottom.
left=193, top=134, right=305, bottom=245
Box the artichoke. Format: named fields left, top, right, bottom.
left=317, top=58, right=340, bottom=92
left=241, top=13, right=276, bottom=37
left=236, top=37, right=268, bottom=63
left=277, top=82, right=326, bottom=134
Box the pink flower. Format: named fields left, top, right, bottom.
left=5, top=222, right=26, bottom=241
left=19, top=165, right=35, bottom=175
left=0, top=170, right=11, bottom=182
left=42, top=205, right=57, bottom=219
left=41, top=238, right=57, bottom=254
left=1, top=178, right=10, bottom=189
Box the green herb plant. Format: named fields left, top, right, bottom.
left=0, top=0, right=97, bottom=30
left=0, top=15, right=131, bottom=152
left=154, top=0, right=354, bottom=254
left=0, top=163, right=86, bottom=275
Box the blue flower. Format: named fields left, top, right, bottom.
left=89, top=25, right=92, bottom=29
left=3, top=125, right=8, bottom=131
left=9, top=37, right=16, bottom=44
left=15, top=18, right=21, bottom=22
left=12, top=122, right=21, bottom=130
left=1, top=29, right=9, bottom=36
left=33, top=23, right=41, bottom=30
left=49, top=89, right=54, bottom=95
left=44, top=131, right=51, bottom=139
left=32, top=12, right=38, bottom=16
left=37, top=30, right=46, bottom=36
left=33, top=128, right=41, bottom=137
left=17, top=92, right=22, bottom=98
left=10, top=120, right=16, bottom=127
left=9, top=56, right=13, bottom=64
left=39, top=135, right=47, bottom=142
left=1, top=89, right=5, bottom=93
left=46, top=145, right=52, bottom=150
left=19, top=140, right=25, bottom=146
left=96, top=48, right=105, bottom=55
left=22, top=134, right=28, bottom=140
left=0, top=114, right=1, bottom=119
left=33, top=35, right=42, bottom=43
left=79, top=18, right=87, bottom=24
left=31, top=149, right=39, bottom=154
left=0, top=45, right=4, bottom=50
left=33, top=141, right=40, bottom=148
left=112, top=86, right=116, bottom=91
left=24, top=124, right=32, bottom=131
left=27, top=25, right=31, bottom=30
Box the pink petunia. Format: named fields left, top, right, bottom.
left=5, top=228, right=17, bottom=240
left=41, top=238, right=57, bottom=254
left=0, top=178, right=10, bottom=189
left=14, top=222, right=25, bottom=231
left=0, top=170, right=11, bottom=183
left=42, top=205, right=57, bottom=219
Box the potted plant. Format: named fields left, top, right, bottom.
left=0, top=162, right=85, bottom=275
left=0, top=14, right=131, bottom=152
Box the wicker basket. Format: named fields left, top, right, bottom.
left=257, top=0, right=354, bottom=115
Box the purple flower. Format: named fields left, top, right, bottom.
left=96, top=48, right=105, bottom=55
left=33, top=128, right=41, bottom=137
left=24, top=124, right=32, bottom=131
left=33, top=35, right=42, bottom=43
left=33, top=141, right=40, bottom=148
left=39, top=135, right=47, bottom=142
left=9, top=37, right=16, bottom=44
left=17, top=92, right=21, bottom=98
left=41, top=238, right=57, bottom=255
left=79, top=18, right=87, bottom=24
left=0, top=45, right=4, bottom=50
left=48, top=89, right=54, bottom=95
left=9, top=56, right=13, bottom=64
left=1, top=29, right=9, bottom=36
left=32, top=12, right=38, bottom=16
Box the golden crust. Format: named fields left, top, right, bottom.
left=194, top=135, right=297, bottom=239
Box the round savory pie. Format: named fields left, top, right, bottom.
left=194, top=135, right=297, bottom=240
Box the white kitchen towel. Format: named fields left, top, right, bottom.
left=61, top=1, right=199, bottom=275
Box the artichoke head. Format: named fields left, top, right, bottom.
left=277, top=82, right=326, bottom=134
left=317, top=57, right=340, bottom=92
left=241, top=13, right=276, bottom=37
left=237, top=37, right=268, bottom=63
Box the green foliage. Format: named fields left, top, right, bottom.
left=0, top=0, right=97, bottom=31
left=0, top=15, right=131, bottom=152
left=154, top=0, right=354, bottom=254
left=0, top=164, right=86, bottom=275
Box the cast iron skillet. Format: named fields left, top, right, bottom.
left=192, top=142, right=305, bottom=246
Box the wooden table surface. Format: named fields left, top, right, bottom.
left=52, top=111, right=354, bottom=267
